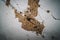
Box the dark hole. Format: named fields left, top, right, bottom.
left=42, top=35, right=45, bottom=38
left=38, top=5, right=40, bottom=7
left=24, top=14, right=26, bottom=16
left=27, top=17, right=31, bottom=21
left=47, top=10, right=50, bottom=13
left=51, top=36, right=55, bottom=40
left=20, top=12, right=22, bottom=14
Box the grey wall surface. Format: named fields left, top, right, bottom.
left=0, top=0, right=60, bottom=40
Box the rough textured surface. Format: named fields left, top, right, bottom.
left=28, top=0, right=40, bottom=17
left=5, top=0, right=45, bottom=35
left=13, top=0, right=45, bottom=35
